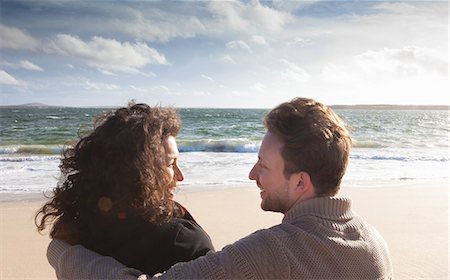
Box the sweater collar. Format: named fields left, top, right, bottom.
left=283, top=196, right=354, bottom=224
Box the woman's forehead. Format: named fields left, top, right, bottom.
left=163, top=136, right=179, bottom=158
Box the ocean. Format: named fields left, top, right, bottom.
left=0, top=107, right=449, bottom=200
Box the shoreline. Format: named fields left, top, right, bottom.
left=1, top=181, right=448, bottom=279
left=1, top=178, right=447, bottom=202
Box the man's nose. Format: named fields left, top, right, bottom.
left=248, top=164, right=257, bottom=181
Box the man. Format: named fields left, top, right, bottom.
left=48, top=97, right=393, bottom=279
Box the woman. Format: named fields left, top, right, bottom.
left=35, top=102, right=214, bottom=276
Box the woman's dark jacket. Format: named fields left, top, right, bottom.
left=84, top=202, right=214, bottom=276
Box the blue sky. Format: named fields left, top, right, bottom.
left=0, top=0, right=448, bottom=108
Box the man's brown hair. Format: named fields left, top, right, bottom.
left=264, top=97, right=352, bottom=196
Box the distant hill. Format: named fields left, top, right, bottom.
left=20, top=103, right=50, bottom=107
left=330, top=104, right=449, bottom=110
left=0, top=103, right=57, bottom=108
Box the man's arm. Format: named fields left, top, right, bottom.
left=48, top=229, right=284, bottom=279
left=48, top=239, right=146, bottom=280
left=47, top=239, right=231, bottom=279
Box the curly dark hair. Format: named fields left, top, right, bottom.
left=35, top=102, right=182, bottom=242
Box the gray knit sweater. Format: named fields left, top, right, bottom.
left=48, top=196, right=393, bottom=279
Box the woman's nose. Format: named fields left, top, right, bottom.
left=175, top=165, right=184, bottom=182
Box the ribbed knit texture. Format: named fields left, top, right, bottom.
left=48, top=239, right=143, bottom=280
left=48, top=196, right=393, bottom=279
left=161, top=196, right=393, bottom=279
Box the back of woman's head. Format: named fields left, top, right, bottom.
left=36, top=102, right=181, bottom=240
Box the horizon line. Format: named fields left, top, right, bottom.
left=1, top=102, right=449, bottom=110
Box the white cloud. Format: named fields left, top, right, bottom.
left=2, top=60, right=43, bottom=71
left=140, top=71, right=157, bottom=78
left=226, top=40, right=252, bottom=53
left=355, top=46, right=447, bottom=77
left=159, top=85, right=169, bottom=91
left=374, top=2, right=428, bottom=15
left=292, top=1, right=447, bottom=59
left=223, top=55, right=236, bottom=64
left=45, top=34, right=167, bottom=72
left=287, top=37, right=310, bottom=47
left=19, top=60, right=44, bottom=71
left=0, top=70, right=20, bottom=85
left=0, top=2, right=290, bottom=47
left=322, top=46, right=448, bottom=84
left=201, top=74, right=214, bottom=81
left=250, top=35, right=268, bottom=46
left=0, top=24, right=40, bottom=51
left=280, top=59, right=310, bottom=83
left=373, top=1, right=448, bottom=28
left=208, top=1, right=292, bottom=34
left=319, top=45, right=448, bottom=105
left=85, top=81, right=120, bottom=91
left=99, top=69, right=116, bottom=76
left=129, top=85, right=148, bottom=92
left=208, top=2, right=249, bottom=31
left=116, top=6, right=206, bottom=43
left=271, top=0, right=320, bottom=12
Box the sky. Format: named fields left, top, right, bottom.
left=0, top=0, right=448, bottom=108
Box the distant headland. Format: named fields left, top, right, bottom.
left=330, top=104, right=449, bottom=110
left=0, top=103, right=57, bottom=108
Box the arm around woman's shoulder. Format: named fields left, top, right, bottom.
left=47, top=239, right=144, bottom=280
left=47, top=225, right=282, bottom=279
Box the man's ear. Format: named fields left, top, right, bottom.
left=291, top=172, right=315, bottom=197
left=288, top=171, right=315, bottom=206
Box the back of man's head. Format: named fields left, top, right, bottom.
left=264, top=97, right=352, bottom=196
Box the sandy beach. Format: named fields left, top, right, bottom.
left=1, top=181, right=448, bottom=280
